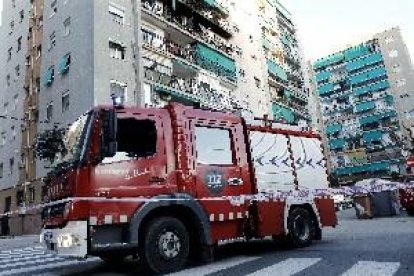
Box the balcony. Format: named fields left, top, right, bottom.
left=267, top=59, right=287, bottom=82
left=359, top=110, right=397, bottom=126
left=349, top=66, right=387, bottom=86
left=141, top=32, right=237, bottom=82
left=272, top=102, right=296, bottom=124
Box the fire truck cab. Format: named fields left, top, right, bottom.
left=40, top=103, right=336, bottom=274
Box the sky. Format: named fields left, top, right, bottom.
left=285, top=0, right=414, bottom=62
left=0, top=0, right=412, bottom=62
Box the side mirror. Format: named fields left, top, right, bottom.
left=101, top=109, right=118, bottom=158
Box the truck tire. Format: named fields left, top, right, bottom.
left=407, top=208, right=414, bottom=216
left=287, top=208, right=314, bottom=248
left=142, top=217, right=189, bottom=274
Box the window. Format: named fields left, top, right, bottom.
left=62, top=91, right=69, bottom=113
left=4, top=102, right=9, bottom=114
left=9, top=158, right=15, bottom=175
left=4, top=197, right=11, bottom=212
left=38, top=16, right=43, bottom=28
left=8, top=47, right=12, bottom=61
left=63, top=17, right=71, bottom=36
left=109, top=3, right=125, bottom=24
left=11, top=126, right=16, bottom=140
left=17, top=36, right=22, bottom=52
left=10, top=21, right=15, bottom=35
left=49, top=31, right=56, bottom=50
left=110, top=81, right=127, bottom=100
left=36, top=45, right=42, bottom=58
left=13, top=95, right=18, bottom=111
left=396, top=79, right=406, bottom=87
left=392, top=64, right=402, bottom=74
left=58, top=53, right=71, bottom=74
left=109, top=41, right=125, bottom=60
left=15, top=65, right=20, bottom=78
left=388, top=50, right=398, bottom=58
left=51, top=0, right=57, bottom=16
left=46, top=102, right=53, bottom=121
left=0, top=132, right=6, bottom=147
left=0, top=163, right=3, bottom=178
left=16, top=191, right=24, bottom=207
left=29, top=187, right=35, bottom=203
left=195, top=127, right=233, bottom=165
left=44, top=66, right=54, bottom=86
left=6, top=74, right=11, bottom=86
left=102, top=119, right=157, bottom=163
left=12, top=0, right=16, bottom=8
left=19, top=10, right=24, bottom=23
left=385, top=36, right=394, bottom=44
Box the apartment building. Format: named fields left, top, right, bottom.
left=312, top=28, right=414, bottom=185
left=0, top=0, right=307, bottom=235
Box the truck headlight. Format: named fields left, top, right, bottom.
left=57, top=234, right=80, bottom=248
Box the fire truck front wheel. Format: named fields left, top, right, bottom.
left=287, top=208, right=315, bottom=248
left=141, top=216, right=190, bottom=274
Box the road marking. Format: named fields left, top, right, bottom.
left=0, top=253, right=58, bottom=266
left=0, top=256, right=65, bottom=270
left=247, top=258, right=322, bottom=276
left=0, top=258, right=98, bottom=276
left=342, top=261, right=400, bottom=276
left=169, top=256, right=260, bottom=276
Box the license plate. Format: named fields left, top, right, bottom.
left=43, top=232, right=53, bottom=243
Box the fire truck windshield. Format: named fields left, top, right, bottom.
left=54, top=113, right=90, bottom=165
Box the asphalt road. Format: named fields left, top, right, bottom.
left=0, top=209, right=413, bottom=276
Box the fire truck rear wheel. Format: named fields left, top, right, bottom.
left=287, top=208, right=314, bottom=248
left=407, top=208, right=414, bottom=216
left=142, top=216, right=190, bottom=274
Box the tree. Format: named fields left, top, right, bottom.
left=34, top=126, right=67, bottom=163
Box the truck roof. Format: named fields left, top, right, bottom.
left=100, top=103, right=321, bottom=139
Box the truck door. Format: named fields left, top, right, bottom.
left=191, top=119, right=251, bottom=241
left=193, top=123, right=247, bottom=198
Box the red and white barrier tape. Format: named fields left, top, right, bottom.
left=1, top=181, right=413, bottom=218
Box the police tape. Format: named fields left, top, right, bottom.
left=1, top=181, right=414, bottom=218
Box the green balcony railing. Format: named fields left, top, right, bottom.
left=313, top=52, right=345, bottom=70
left=272, top=102, right=295, bottom=124
left=315, top=71, right=331, bottom=82
left=334, top=160, right=391, bottom=176
left=267, top=59, right=288, bottom=81
left=363, top=130, right=383, bottom=143
left=194, top=43, right=237, bottom=82
left=344, top=44, right=371, bottom=61
left=329, top=138, right=346, bottom=150
left=349, top=66, right=387, bottom=86
left=346, top=52, right=383, bottom=72
left=353, top=79, right=390, bottom=97
left=326, top=124, right=342, bottom=135
left=355, top=101, right=376, bottom=113
left=359, top=110, right=397, bottom=126
left=318, top=83, right=335, bottom=96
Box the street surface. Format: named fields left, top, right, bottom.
left=0, top=209, right=413, bottom=276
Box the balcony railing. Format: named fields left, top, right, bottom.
left=142, top=31, right=237, bottom=82
left=142, top=0, right=235, bottom=46
left=143, top=62, right=247, bottom=111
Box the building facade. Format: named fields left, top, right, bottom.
left=313, top=28, right=414, bottom=185
left=0, top=0, right=308, bottom=235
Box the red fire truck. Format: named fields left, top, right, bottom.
left=400, top=156, right=414, bottom=216
left=40, top=103, right=336, bottom=274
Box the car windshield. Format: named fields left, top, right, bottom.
left=54, top=113, right=90, bottom=165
